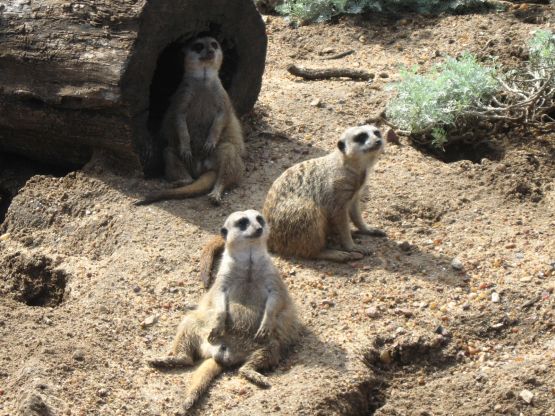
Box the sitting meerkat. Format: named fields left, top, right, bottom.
left=136, top=36, right=245, bottom=206
left=263, top=124, right=386, bottom=262
left=198, top=125, right=385, bottom=287
left=148, top=210, right=300, bottom=412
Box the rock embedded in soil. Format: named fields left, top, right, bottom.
left=141, top=314, right=159, bottom=328
left=365, top=307, right=380, bottom=318
left=451, top=257, right=464, bottom=271
left=519, top=389, right=534, bottom=404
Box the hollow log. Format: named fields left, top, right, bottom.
left=0, top=0, right=267, bottom=173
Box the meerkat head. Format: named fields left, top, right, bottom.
left=337, top=125, right=384, bottom=164
left=183, top=36, right=223, bottom=77
left=220, top=210, right=269, bottom=250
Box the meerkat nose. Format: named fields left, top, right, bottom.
left=375, top=139, right=383, bottom=146
left=254, top=228, right=263, bottom=237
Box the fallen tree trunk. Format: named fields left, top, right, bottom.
left=0, top=0, right=267, bottom=173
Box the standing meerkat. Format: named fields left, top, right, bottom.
left=148, top=210, right=300, bottom=412
left=197, top=125, right=385, bottom=287
left=136, top=36, right=245, bottom=206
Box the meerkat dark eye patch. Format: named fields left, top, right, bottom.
left=337, top=140, right=346, bottom=153
left=220, top=227, right=228, bottom=239
left=235, top=217, right=250, bottom=231
left=354, top=132, right=368, bottom=144
left=210, top=41, right=219, bottom=49
left=191, top=43, right=204, bottom=53
left=373, top=130, right=382, bottom=138
left=256, top=215, right=265, bottom=226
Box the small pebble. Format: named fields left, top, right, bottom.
left=451, top=257, right=464, bottom=271
left=365, top=307, right=380, bottom=318
left=519, top=389, right=534, bottom=404
left=141, top=315, right=159, bottom=328
left=97, top=388, right=109, bottom=397
left=321, top=299, right=335, bottom=307
left=73, top=350, right=85, bottom=361
left=310, top=99, right=322, bottom=107
left=399, top=241, right=412, bottom=252
left=491, top=292, right=500, bottom=303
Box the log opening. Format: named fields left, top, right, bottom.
left=0, top=0, right=266, bottom=175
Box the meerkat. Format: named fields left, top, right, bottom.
left=136, top=36, right=245, bottom=206
left=264, top=124, right=386, bottom=261
left=148, top=210, right=300, bottom=412
left=197, top=125, right=385, bottom=283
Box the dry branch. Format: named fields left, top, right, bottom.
left=287, top=64, right=373, bottom=81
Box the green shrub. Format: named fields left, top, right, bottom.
left=385, top=30, right=555, bottom=148
left=274, top=0, right=491, bottom=23
left=528, top=29, right=555, bottom=75
left=385, top=54, right=498, bottom=147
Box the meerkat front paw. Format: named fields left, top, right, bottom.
left=254, top=324, right=273, bottom=341
left=179, top=148, right=194, bottom=169
left=202, top=139, right=217, bottom=155
left=208, top=315, right=226, bottom=343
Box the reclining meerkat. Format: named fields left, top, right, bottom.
left=198, top=125, right=385, bottom=287
left=136, top=36, right=245, bottom=206
left=148, top=210, right=300, bottom=412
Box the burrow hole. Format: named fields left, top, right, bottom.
left=0, top=252, right=68, bottom=307
left=412, top=139, right=504, bottom=164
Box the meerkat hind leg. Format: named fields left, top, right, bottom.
left=182, top=358, right=224, bottom=411
left=147, top=355, right=194, bottom=369
left=349, top=197, right=386, bottom=237
left=148, top=315, right=201, bottom=369
left=333, top=209, right=371, bottom=255
left=238, top=342, right=280, bottom=389
left=207, top=142, right=245, bottom=205
left=164, top=147, right=193, bottom=184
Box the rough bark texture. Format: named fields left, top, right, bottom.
left=0, top=0, right=267, bottom=173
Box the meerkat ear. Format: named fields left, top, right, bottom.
left=337, top=140, right=346, bottom=153
left=220, top=227, right=228, bottom=240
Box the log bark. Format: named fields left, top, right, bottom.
left=0, top=0, right=267, bottom=173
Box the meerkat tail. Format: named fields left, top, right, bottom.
left=183, top=358, right=223, bottom=409
left=199, top=235, right=225, bottom=288
left=135, top=171, right=218, bottom=205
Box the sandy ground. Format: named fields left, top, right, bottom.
left=1, top=4, right=554, bottom=416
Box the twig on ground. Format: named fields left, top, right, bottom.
left=320, top=50, right=355, bottom=60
